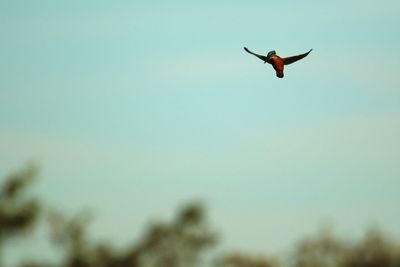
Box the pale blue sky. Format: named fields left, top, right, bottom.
left=1, top=0, right=400, bottom=264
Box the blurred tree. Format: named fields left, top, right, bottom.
left=134, top=202, right=217, bottom=267
left=289, top=227, right=400, bottom=267
left=48, top=210, right=94, bottom=267
left=47, top=208, right=135, bottom=267
left=341, top=229, right=400, bottom=267
left=290, top=227, right=346, bottom=267
left=215, top=252, right=280, bottom=267
left=2, top=166, right=400, bottom=267
left=0, top=165, right=40, bottom=266
left=45, top=202, right=217, bottom=267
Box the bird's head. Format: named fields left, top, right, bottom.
left=267, top=50, right=276, bottom=59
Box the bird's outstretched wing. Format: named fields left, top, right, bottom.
left=283, top=49, right=312, bottom=65
left=244, top=47, right=268, bottom=62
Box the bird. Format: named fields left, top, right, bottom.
left=244, top=47, right=312, bottom=78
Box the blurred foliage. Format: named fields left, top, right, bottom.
left=44, top=203, right=216, bottom=267
left=215, top=252, right=280, bottom=267
left=1, top=166, right=400, bottom=267
left=290, top=227, right=345, bottom=267
left=0, top=165, right=40, bottom=266
left=341, top=229, right=400, bottom=267
left=0, top=164, right=39, bottom=238
left=135, top=202, right=217, bottom=267
left=290, top=227, right=400, bottom=267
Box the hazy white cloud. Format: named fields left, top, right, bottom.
left=299, top=51, right=400, bottom=92
left=2, top=112, right=399, bottom=184
left=238, top=112, right=400, bottom=174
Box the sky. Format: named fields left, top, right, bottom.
left=1, top=0, right=400, bottom=264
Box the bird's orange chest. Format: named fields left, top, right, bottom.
left=271, top=56, right=284, bottom=71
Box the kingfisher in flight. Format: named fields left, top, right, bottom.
left=244, top=47, right=312, bottom=78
